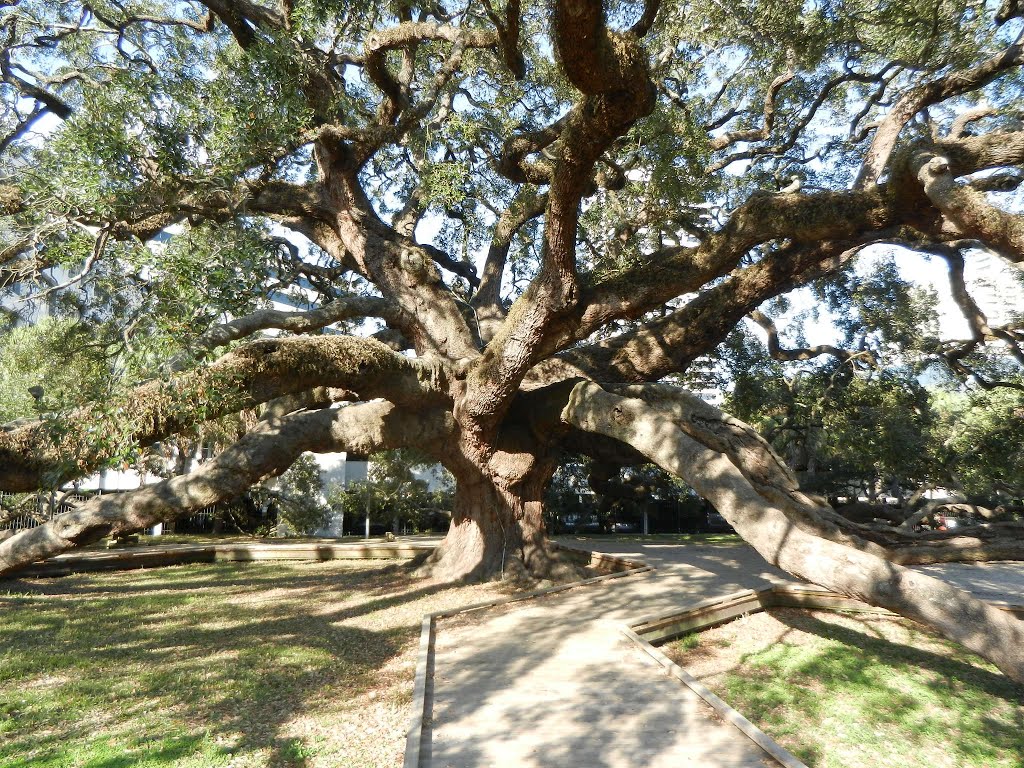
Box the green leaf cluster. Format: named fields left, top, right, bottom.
left=0, top=318, right=111, bottom=424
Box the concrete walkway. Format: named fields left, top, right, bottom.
left=422, top=538, right=1024, bottom=768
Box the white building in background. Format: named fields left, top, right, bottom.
left=966, top=250, right=1024, bottom=327
left=317, top=451, right=370, bottom=489
left=312, top=452, right=450, bottom=537
left=74, top=467, right=165, bottom=493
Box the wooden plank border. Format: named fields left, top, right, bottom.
left=622, top=581, right=1024, bottom=768
left=629, top=582, right=1024, bottom=642
left=403, top=614, right=435, bottom=768
left=621, top=625, right=810, bottom=768
left=11, top=541, right=437, bottom=578
left=630, top=587, right=776, bottom=644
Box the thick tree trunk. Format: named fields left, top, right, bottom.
left=421, top=465, right=575, bottom=582
left=563, top=382, right=1024, bottom=683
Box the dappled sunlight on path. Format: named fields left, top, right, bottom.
left=422, top=540, right=791, bottom=768
left=422, top=539, right=1024, bottom=768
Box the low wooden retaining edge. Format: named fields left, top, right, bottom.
left=772, top=583, right=1024, bottom=618
left=12, top=541, right=437, bottom=578
left=623, top=581, right=1024, bottom=768
left=549, top=541, right=650, bottom=574
left=402, top=548, right=654, bottom=768
left=404, top=614, right=435, bottom=768
left=622, top=625, right=810, bottom=768
left=624, top=584, right=809, bottom=768
left=212, top=542, right=434, bottom=562
left=630, top=587, right=776, bottom=644
left=628, top=582, right=1024, bottom=646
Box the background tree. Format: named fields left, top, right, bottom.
left=932, top=386, right=1024, bottom=504
left=1, top=0, right=1024, bottom=678
left=327, top=449, right=454, bottom=535
left=256, top=452, right=331, bottom=534
left=730, top=362, right=936, bottom=505
left=0, top=318, right=111, bottom=424
left=543, top=459, right=595, bottom=533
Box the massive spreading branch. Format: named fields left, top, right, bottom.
left=0, top=336, right=448, bottom=491
left=0, top=400, right=452, bottom=573
left=562, top=382, right=1024, bottom=682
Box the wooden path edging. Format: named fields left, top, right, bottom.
left=404, top=614, right=436, bottom=768
left=631, top=582, right=1024, bottom=646
left=621, top=625, right=810, bottom=768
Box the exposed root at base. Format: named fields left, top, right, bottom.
left=412, top=541, right=588, bottom=586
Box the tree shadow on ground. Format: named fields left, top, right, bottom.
left=0, top=560, right=493, bottom=768
left=773, top=609, right=1024, bottom=698
left=1, top=558, right=420, bottom=596
left=746, top=609, right=1024, bottom=766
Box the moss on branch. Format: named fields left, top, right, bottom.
left=0, top=336, right=450, bottom=493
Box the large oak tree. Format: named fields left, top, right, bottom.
left=2, top=0, right=1024, bottom=678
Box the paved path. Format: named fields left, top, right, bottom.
left=424, top=540, right=791, bottom=768
left=422, top=538, right=1024, bottom=768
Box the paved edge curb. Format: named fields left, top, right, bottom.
left=620, top=625, right=810, bottom=768
left=402, top=547, right=655, bottom=768
left=404, top=614, right=435, bottom=768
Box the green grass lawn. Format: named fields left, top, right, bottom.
left=0, top=561, right=508, bottom=768
left=666, top=608, right=1024, bottom=768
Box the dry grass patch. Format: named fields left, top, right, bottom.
left=0, top=560, right=513, bottom=768
left=664, top=608, right=1024, bottom=768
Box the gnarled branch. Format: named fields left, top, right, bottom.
left=913, top=151, right=1024, bottom=266
left=0, top=335, right=450, bottom=492
left=855, top=31, right=1024, bottom=189
left=472, top=189, right=548, bottom=342
left=0, top=400, right=453, bottom=576
left=167, top=295, right=405, bottom=370
left=749, top=309, right=874, bottom=365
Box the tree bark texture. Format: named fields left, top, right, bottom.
left=420, top=403, right=578, bottom=582
left=421, top=469, right=553, bottom=582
